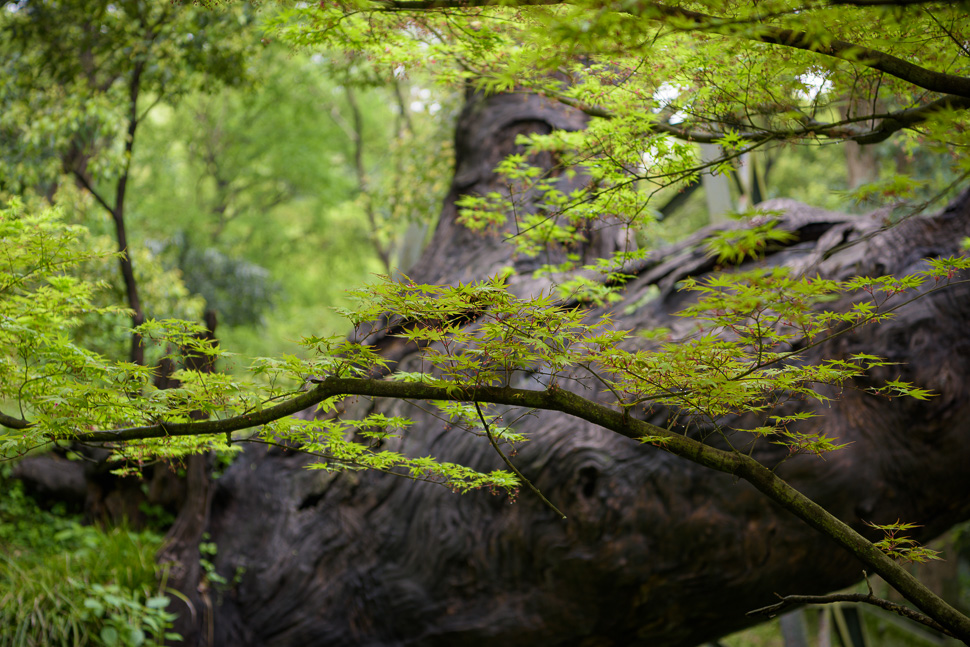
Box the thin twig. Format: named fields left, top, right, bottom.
left=474, top=401, right=566, bottom=519
left=747, top=590, right=953, bottom=636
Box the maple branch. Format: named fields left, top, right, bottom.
left=474, top=401, right=566, bottom=519
left=824, top=0, right=955, bottom=5
left=803, top=94, right=970, bottom=143
left=553, top=90, right=970, bottom=144
left=376, top=0, right=970, bottom=98
left=0, top=410, right=30, bottom=430
left=650, top=1, right=970, bottom=97
left=39, top=374, right=970, bottom=640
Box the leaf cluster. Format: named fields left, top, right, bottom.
left=0, top=0, right=258, bottom=195
left=5, top=201, right=970, bottom=483
left=269, top=0, right=970, bottom=266
left=866, top=519, right=943, bottom=564
left=3, top=199, right=970, bottom=636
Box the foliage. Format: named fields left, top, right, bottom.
left=0, top=0, right=265, bottom=366
left=1, top=0, right=456, bottom=364
left=10, top=195, right=965, bottom=490
left=0, top=0, right=256, bottom=196
left=4, top=0, right=970, bottom=642
left=2, top=199, right=968, bottom=519
left=3, top=197, right=970, bottom=635
left=867, top=520, right=943, bottom=565
left=0, top=479, right=178, bottom=647
left=704, top=213, right=797, bottom=264
left=149, top=234, right=279, bottom=328
left=272, top=0, right=970, bottom=275
left=38, top=185, right=207, bottom=364
left=128, top=43, right=361, bottom=329
left=121, top=31, right=453, bottom=351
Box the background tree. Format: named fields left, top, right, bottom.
left=0, top=0, right=258, bottom=364
left=0, top=0, right=455, bottom=358
left=127, top=45, right=456, bottom=354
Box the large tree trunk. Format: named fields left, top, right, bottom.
left=194, top=93, right=970, bottom=646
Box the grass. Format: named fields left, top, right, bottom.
left=0, top=478, right=179, bottom=646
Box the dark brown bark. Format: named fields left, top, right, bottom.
left=158, top=453, right=215, bottom=646
left=64, top=5, right=171, bottom=367
left=113, top=56, right=146, bottom=366
left=169, top=92, right=970, bottom=646
left=68, top=56, right=147, bottom=366
left=156, top=312, right=221, bottom=647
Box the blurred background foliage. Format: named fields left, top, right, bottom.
left=0, top=0, right=457, bottom=364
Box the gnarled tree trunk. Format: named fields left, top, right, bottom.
left=190, top=93, right=970, bottom=646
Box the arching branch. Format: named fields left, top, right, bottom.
left=376, top=0, right=970, bottom=98
left=57, top=373, right=970, bottom=641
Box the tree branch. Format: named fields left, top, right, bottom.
left=748, top=591, right=953, bottom=636
left=554, top=91, right=970, bottom=144
left=824, top=0, right=956, bottom=6
left=0, top=410, right=30, bottom=430
left=112, top=56, right=146, bottom=366
left=71, top=169, right=117, bottom=217
left=805, top=94, right=970, bottom=143
left=923, top=7, right=970, bottom=59
left=474, top=401, right=566, bottom=519
left=645, top=2, right=970, bottom=98
left=375, top=0, right=970, bottom=98
left=14, top=373, right=961, bottom=640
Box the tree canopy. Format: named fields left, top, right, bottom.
left=279, top=0, right=969, bottom=238
left=3, top=0, right=970, bottom=644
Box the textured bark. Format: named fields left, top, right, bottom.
left=191, top=94, right=970, bottom=646
left=157, top=311, right=221, bottom=646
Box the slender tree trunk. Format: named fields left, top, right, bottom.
left=346, top=86, right=393, bottom=274
left=114, top=59, right=146, bottom=365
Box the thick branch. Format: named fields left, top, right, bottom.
left=823, top=0, right=956, bottom=6
left=848, top=94, right=970, bottom=143
left=0, top=410, right=30, bottom=430
left=644, top=2, right=970, bottom=98
left=377, top=0, right=970, bottom=98
left=556, top=90, right=970, bottom=144
left=739, top=26, right=970, bottom=99
left=378, top=0, right=560, bottom=6
left=49, top=375, right=970, bottom=640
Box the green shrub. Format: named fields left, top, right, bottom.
left=0, top=479, right=180, bottom=646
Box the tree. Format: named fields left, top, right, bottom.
left=0, top=0, right=256, bottom=364
left=205, top=193, right=970, bottom=647
left=4, top=0, right=970, bottom=644
left=127, top=44, right=455, bottom=342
